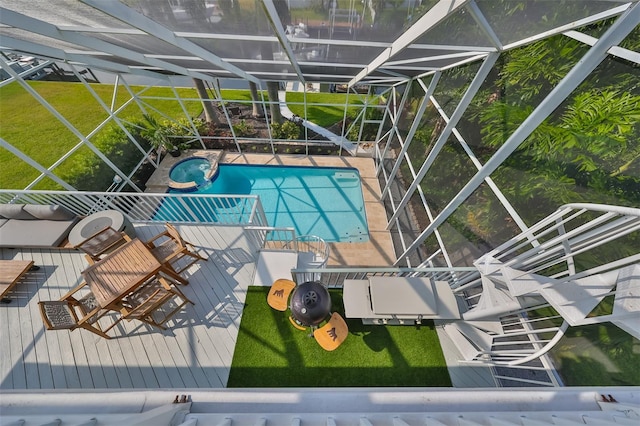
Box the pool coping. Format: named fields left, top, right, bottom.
left=145, top=149, right=223, bottom=193
left=167, top=152, right=219, bottom=191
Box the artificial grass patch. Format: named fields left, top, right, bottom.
left=227, top=286, right=452, bottom=387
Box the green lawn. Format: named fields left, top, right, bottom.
left=287, top=92, right=372, bottom=128
left=0, top=81, right=201, bottom=189
left=227, top=286, right=452, bottom=387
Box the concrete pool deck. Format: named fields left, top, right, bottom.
left=146, top=150, right=396, bottom=267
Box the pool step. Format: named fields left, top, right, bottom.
left=344, top=226, right=368, bottom=242
left=333, top=171, right=359, bottom=181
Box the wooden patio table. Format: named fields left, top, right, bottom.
left=81, top=238, right=187, bottom=312
left=0, top=260, right=35, bottom=302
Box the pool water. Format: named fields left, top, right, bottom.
left=168, top=164, right=369, bottom=243
left=170, top=158, right=211, bottom=185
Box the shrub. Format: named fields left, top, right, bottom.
left=232, top=119, right=256, bottom=137
left=164, top=117, right=207, bottom=149
left=271, top=121, right=301, bottom=140
left=58, top=118, right=149, bottom=191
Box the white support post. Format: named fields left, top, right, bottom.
left=381, top=72, right=441, bottom=200
left=397, top=3, right=640, bottom=262
left=262, top=0, right=306, bottom=83
left=387, top=52, right=499, bottom=230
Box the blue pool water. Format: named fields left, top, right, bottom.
left=166, top=164, right=369, bottom=243
left=170, top=158, right=211, bottom=185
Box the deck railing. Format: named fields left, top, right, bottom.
left=0, top=189, right=268, bottom=226
left=291, top=266, right=480, bottom=289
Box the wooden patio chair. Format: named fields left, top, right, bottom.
left=144, top=223, right=207, bottom=276
left=267, top=278, right=295, bottom=311
left=39, top=297, right=112, bottom=339
left=118, top=275, right=194, bottom=330
left=74, top=226, right=131, bottom=262
left=59, top=280, right=117, bottom=328
left=313, top=312, right=348, bottom=351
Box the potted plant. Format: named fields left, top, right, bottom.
left=142, top=114, right=181, bottom=157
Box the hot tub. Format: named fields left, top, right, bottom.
left=168, top=156, right=217, bottom=191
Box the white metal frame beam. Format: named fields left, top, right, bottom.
left=0, top=138, right=77, bottom=191
left=0, top=56, right=142, bottom=192
left=0, top=8, right=220, bottom=83
left=386, top=52, right=500, bottom=231
left=349, top=0, right=471, bottom=86
left=261, top=0, right=305, bottom=83
left=81, top=0, right=260, bottom=84
left=397, top=2, right=640, bottom=262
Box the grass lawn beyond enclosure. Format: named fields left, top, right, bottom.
left=227, top=286, right=452, bottom=388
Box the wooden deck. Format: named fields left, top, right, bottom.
left=0, top=222, right=259, bottom=390
left=0, top=222, right=495, bottom=390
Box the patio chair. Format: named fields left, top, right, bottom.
left=59, top=280, right=116, bottom=327
left=118, top=275, right=194, bottom=330
left=74, top=226, right=131, bottom=262
left=267, top=278, right=295, bottom=311
left=39, top=298, right=112, bottom=339
left=144, top=223, right=207, bottom=276
left=313, top=312, right=348, bottom=351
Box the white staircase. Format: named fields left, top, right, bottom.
left=441, top=204, right=640, bottom=368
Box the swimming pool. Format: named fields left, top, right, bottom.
left=165, top=164, right=369, bottom=243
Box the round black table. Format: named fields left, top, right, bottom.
left=289, top=281, right=331, bottom=327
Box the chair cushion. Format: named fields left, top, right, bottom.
left=0, top=218, right=79, bottom=248
left=150, top=241, right=180, bottom=262
left=78, top=293, right=104, bottom=323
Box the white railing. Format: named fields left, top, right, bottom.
left=244, top=226, right=298, bottom=251
left=286, top=235, right=330, bottom=268
left=0, top=189, right=268, bottom=226
left=290, top=266, right=479, bottom=289
left=459, top=203, right=640, bottom=367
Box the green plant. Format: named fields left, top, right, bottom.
left=141, top=114, right=178, bottom=152
left=271, top=121, right=301, bottom=140
left=232, top=119, right=256, bottom=137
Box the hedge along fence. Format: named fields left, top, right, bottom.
left=0, top=81, right=207, bottom=189
left=52, top=116, right=209, bottom=192
left=53, top=119, right=151, bottom=192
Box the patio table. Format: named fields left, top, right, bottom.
left=81, top=238, right=186, bottom=311
left=0, top=259, right=35, bottom=303
left=368, top=276, right=461, bottom=320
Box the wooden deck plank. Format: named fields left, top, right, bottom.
left=138, top=330, right=187, bottom=387
left=6, top=295, right=25, bottom=389
left=93, top=338, right=122, bottom=389
left=116, top=332, right=157, bottom=388
left=26, top=249, right=57, bottom=389
left=122, top=323, right=173, bottom=388
left=20, top=288, right=39, bottom=389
